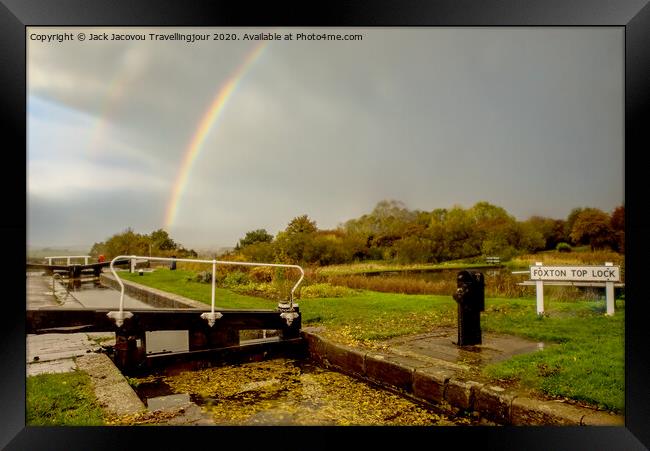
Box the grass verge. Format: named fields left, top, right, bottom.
left=121, top=269, right=277, bottom=309
left=482, top=301, right=624, bottom=411
left=27, top=370, right=105, bottom=426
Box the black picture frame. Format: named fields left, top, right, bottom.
left=3, top=0, right=649, bottom=449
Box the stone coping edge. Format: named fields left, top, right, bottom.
left=301, top=329, right=624, bottom=427
left=75, top=353, right=146, bottom=418
left=100, top=273, right=208, bottom=309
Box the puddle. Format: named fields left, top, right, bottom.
left=131, top=358, right=474, bottom=426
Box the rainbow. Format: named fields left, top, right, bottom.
left=163, top=40, right=269, bottom=228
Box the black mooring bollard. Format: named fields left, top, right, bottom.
left=452, top=270, right=485, bottom=346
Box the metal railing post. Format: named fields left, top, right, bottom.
left=200, top=259, right=223, bottom=327
left=211, top=260, right=216, bottom=312
left=106, top=255, right=135, bottom=327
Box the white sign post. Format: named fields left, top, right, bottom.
left=528, top=262, right=621, bottom=316
left=534, top=262, right=544, bottom=315
left=605, top=262, right=615, bottom=316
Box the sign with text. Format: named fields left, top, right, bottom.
left=529, top=265, right=620, bottom=282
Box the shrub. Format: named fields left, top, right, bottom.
left=223, top=270, right=250, bottom=287
left=193, top=271, right=212, bottom=283
left=235, top=282, right=282, bottom=299
left=300, top=283, right=357, bottom=299
left=556, top=242, right=571, bottom=253
left=249, top=266, right=274, bottom=283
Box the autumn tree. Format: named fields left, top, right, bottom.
left=275, top=215, right=319, bottom=263
left=239, top=241, right=276, bottom=262
left=89, top=228, right=149, bottom=258
left=524, top=216, right=566, bottom=250
left=610, top=205, right=625, bottom=253
left=343, top=200, right=418, bottom=259
left=469, top=202, right=519, bottom=256
left=569, top=208, right=614, bottom=251
left=564, top=208, right=584, bottom=245
left=235, top=229, right=274, bottom=250
left=89, top=228, right=194, bottom=259
left=513, top=222, right=545, bottom=254
left=150, top=229, right=177, bottom=251
left=441, top=206, right=478, bottom=260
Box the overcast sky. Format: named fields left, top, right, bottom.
left=27, top=27, right=623, bottom=249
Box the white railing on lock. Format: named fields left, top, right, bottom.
left=107, top=255, right=305, bottom=328
left=45, top=255, right=91, bottom=265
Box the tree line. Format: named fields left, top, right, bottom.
left=90, top=200, right=624, bottom=265
left=89, top=228, right=197, bottom=260
left=233, top=200, right=624, bottom=265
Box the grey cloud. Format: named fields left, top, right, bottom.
left=28, top=27, right=623, bottom=248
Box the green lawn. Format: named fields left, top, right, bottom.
left=482, top=301, right=624, bottom=411
left=119, top=269, right=624, bottom=412
left=122, top=270, right=277, bottom=309
left=27, top=370, right=105, bottom=426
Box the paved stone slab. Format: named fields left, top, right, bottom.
left=27, top=358, right=77, bottom=376
left=26, top=275, right=60, bottom=309
left=27, top=333, right=113, bottom=363
left=76, top=353, right=146, bottom=417
left=386, top=328, right=543, bottom=370
left=28, top=333, right=96, bottom=362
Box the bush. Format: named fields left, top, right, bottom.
left=223, top=270, right=250, bottom=287
left=236, top=282, right=282, bottom=299
left=556, top=242, right=572, bottom=253
left=300, top=283, right=357, bottom=299
left=249, top=266, right=274, bottom=283
left=193, top=271, right=208, bottom=283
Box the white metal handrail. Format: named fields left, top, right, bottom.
left=45, top=255, right=91, bottom=265
left=107, top=255, right=305, bottom=327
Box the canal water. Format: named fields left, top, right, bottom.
left=53, top=275, right=154, bottom=309
left=132, top=358, right=475, bottom=426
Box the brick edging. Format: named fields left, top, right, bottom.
left=302, top=330, right=624, bottom=426
left=100, top=273, right=208, bottom=309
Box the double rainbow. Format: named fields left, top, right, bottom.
left=163, top=40, right=269, bottom=229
